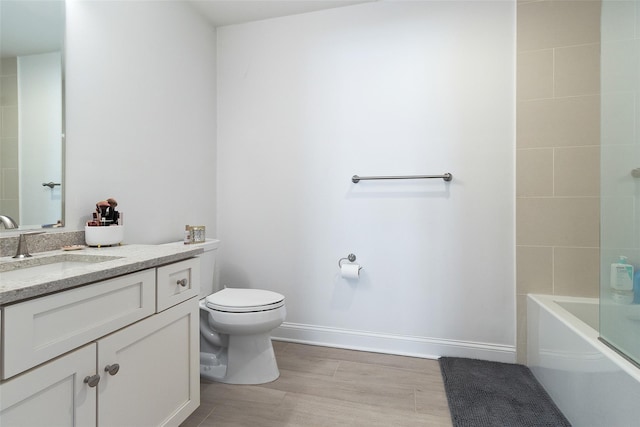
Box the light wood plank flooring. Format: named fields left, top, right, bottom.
left=181, top=341, right=453, bottom=426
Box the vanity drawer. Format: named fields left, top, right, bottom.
left=2, top=269, right=155, bottom=380
left=156, top=258, right=200, bottom=312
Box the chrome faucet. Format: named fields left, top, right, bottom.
left=13, top=232, right=45, bottom=259
left=0, top=215, right=18, bottom=229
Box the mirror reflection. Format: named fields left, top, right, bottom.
left=0, top=0, right=65, bottom=230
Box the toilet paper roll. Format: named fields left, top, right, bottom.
left=341, top=263, right=361, bottom=280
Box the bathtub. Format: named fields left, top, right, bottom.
left=527, top=294, right=640, bottom=427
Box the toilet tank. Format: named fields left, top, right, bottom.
left=163, top=238, right=220, bottom=299
left=197, top=239, right=221, bottom=299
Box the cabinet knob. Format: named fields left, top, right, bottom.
left=177, top=278, right=188, bottom=287
left=104, top=363, right=120, bottom=376
left=84, top=374, right=100, bottom=387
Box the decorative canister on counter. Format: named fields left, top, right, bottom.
left=85, top=198, right=124, bottom=247
left=85, top=224, right=124, bottom=247
left=185, top=225, right=205, bottom=244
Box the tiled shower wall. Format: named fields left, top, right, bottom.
left=516, top=0, right=601, bottom=362
left=0, top=58, right=20, bottom=221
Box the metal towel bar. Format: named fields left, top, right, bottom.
left=352, top=173, right=452, bottom=183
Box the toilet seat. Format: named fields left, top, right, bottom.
left=205, top=288, right=285, bottom=313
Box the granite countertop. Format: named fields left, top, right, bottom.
left=0, top=243, right=204, bottom=306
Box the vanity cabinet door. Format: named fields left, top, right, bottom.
left=0, top=344, right=97, bottom=427
left=156, top=258, right=200, bottom=312
left=97, top=298, right=199, bottom=427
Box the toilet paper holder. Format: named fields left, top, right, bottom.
left=338, top=253, right=360, bottom=269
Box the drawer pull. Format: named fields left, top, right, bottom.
left=105, top=363, right=120, bottom=376
left=84, top=374, right=101, bottom=387
left=177, top=278, right=188, bottom=287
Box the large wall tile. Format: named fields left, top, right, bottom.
left=0, top=199, right=18, bottom=219
left=554, top=247, right=599, bottom=297
left=555, top=44, right=600, bottom=97
left=554, top=146, right=600, bottom=197
left=517, top=95, right=600, bottom=148
left=0, top=75, right=18, bottom=106
left=1, top=106, right=17, bottom=138
left=518, top=0, right=600, bottom=51
left=1, top=137, right=18, bottom=168
left=516, top=294, right=528, bottom=365
left=516, top=245, right=553, bottom=294
left=516, top=148, right=553, bottom=197
left=1, top=168, right=18, bottom=199
left=516, top=49, right=553, bottom=100
left=0, top=58, right=17, bottom=75
left=517, top=197, right=599, bottom=247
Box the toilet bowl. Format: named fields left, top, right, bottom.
left=168, top=239, right=286, bottom=385
left=200, top=287, right=286, bottom=384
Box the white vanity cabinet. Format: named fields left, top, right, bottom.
left=0, top=258, right=200, bottom=427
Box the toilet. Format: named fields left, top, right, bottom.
left=194, top=239, right=286, bottom=384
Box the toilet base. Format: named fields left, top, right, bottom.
left=200, top=351, right=227, bottom=380
left=200, top=334, right=280, bottom=384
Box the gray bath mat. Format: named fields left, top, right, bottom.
left=439, top=357, right=571, bottom=427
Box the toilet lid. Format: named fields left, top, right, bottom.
left=205, top=288, right=285, bottom=313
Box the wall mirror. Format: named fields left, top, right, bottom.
left=0, top=0, right=65, bottom=231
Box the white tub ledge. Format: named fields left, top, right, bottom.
left=527, top=294, right=640, bottom=427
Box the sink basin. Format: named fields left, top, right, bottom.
left=0, top=254, right=121, bottom=281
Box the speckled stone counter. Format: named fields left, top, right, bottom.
left=0, top=230, right=85, bottom=258
left=0, top=243, right=203, bottom=305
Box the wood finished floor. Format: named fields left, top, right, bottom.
left=181, top=341, right=453, bottom=426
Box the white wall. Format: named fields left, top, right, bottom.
left=61, top=0, right=515, bottom=361
left=64, top=0, right=217, bottom=243
left=217, top=1, right=516, bottom=360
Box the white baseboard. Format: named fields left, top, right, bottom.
left=272, top=322, right=516, bottom=363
